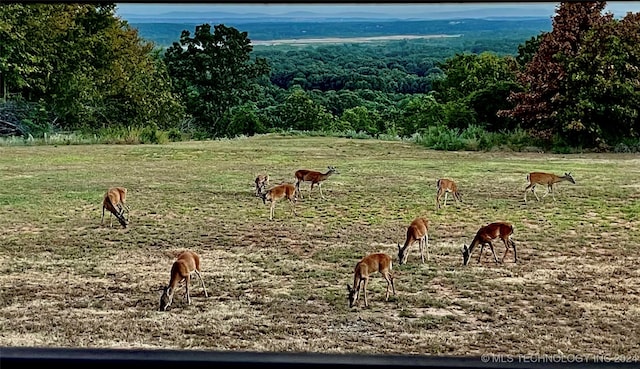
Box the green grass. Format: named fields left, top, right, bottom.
left=0, top=134, right=639, bottom=357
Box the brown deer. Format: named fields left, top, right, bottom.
left=159, top=251, right=208, bottom=311
left=435, top=178, right=462, bottom=210
left=462, top=221, right=517, bottom=265
left=294, top=166, right=339, bottom=199
left=397, top=217, right=429, bottom=265
left=347, top=253, right=396, bottom=308
left=260, top=182, right=298, bottom=220
left=254, top=174, right=269, bottom=197
left=101, top=187, right=128, bottom=228
left=524, top=172, right=575, bottom=203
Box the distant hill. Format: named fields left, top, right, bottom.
left=120, top=7, right=554, bottom=24
left=128, top=18, right=552, bottom=48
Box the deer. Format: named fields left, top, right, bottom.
left=159, top=250, right=208, bottom=311
left=347, top=253, right=396, bottom=308
left=524, top=172, right=576, bottom=203
left=254, top=174, right=269, bottom=197
left=462, top=221, right=517, bottom=266
left=101, top=187, right=128, bottom=228
left=397, top=217, right=429, bottom=265
left=294, top=166, right=339, bottom=199
left=260, top=182, right=298, bottom=220
left=435, top=178, right=462, bottom=210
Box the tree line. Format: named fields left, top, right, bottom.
left=1, top=2, right=639, bottom=150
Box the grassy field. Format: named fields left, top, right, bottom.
left=1, top=135, right=639, bottom=358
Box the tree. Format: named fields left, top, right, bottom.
left=432, top=52, right=521, bottom=131
left=339, top=106, right=382, bottom=136
left=0, top=3, right=184, bottom=131
left=273, top=88, right=335, bottom=131
left=556, top=12, right=640, bottom=146
left=164, top=23, right=270, bottom=137
left=499, top=2, right=612, bottom=143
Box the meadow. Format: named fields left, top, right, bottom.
left=0, top=135, right=639, bottom=358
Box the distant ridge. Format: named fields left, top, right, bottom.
left=119, top=7, right=553, bottom=24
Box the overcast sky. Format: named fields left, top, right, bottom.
left=115, top=2, right=640, bottom=18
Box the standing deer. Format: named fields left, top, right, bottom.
left=260, top=182, right=298, bottom=220
left=347, top=253, right=396, bottom=308
left=254, top=174, right=270, bottom=197
left=435, top=178, right=462, bottom=210
left=159, top=250, right=208, bottom=311
left=294, top=166, right=339, bottom=199
left=397, top=217, right=429, bottom=265
left=101, top=187, right=128, bottom=228
left=462, top=221, right=517, bottom=265
left=524, top=172, right=575, bottom=203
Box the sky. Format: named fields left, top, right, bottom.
left=115, top=2, right=640, bottom=18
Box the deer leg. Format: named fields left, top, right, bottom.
left=478, top=243, right=486, bottom=263
left=487, top=241, right=499, bottom=263
left=524, top=184, right=531, bottom=203
left=500, top=238, right=510, bottom=262
left=419, top=237, right=425, bottom=264
left=444, top=192, right=449, bottom=207
left=541, top=185, right=551, bottom=199
left=531, top=185, right=540, bottom=201
left=101, top=207, right=105, bottom=225
left=511, top=239, right=518, bottom=263
left=295, top=181, right=303, bottom=199
left=383, top=272, right=392, bottom=301
left=308, top=183, right=314, bottom=199
left=319, top=183, right=325, bottom=199
left=390, top=272, right=396, bottom=296
left=288, top=198, right=297, bottom=216
left=362, top=277, right=369, bottom=307
left=184, top=275, right=191, bottom=305
left=193, top=269, right=208, bottom=298
left=270, top=202, right=275, bottom=221
left=550, top=184, right=557, bottom=201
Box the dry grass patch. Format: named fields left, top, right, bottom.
left=1, top=136, right=639, bottom=358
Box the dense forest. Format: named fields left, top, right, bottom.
left=1, top=2, right=639, bottom=151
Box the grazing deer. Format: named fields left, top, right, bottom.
left=294, top=166, right=339, bottom=199
left=462, top=221, right=517, bottom=265
left=254, top=174, right=269, bottom=197
left=101, top=187, right=128, bottom=228
left=260, top=182, right=298, bottom=220
left=397, top=217, right=429, bottom=265
left=435, top=178, right=462, bottom=210
left=524, top=172, right=576, bottom=203
left=347, top=253, right=396, bottom=308
left=159, top=251, right=208, bottom=311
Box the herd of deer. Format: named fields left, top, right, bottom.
left=98, top=167, right=575, bottom=310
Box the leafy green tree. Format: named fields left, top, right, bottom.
left=339, top=106, right=382, bottom=135
left=432, top=52, right=520, bottom=131
left=223, top=102, right=266, bottom=137
left=397, top=94, right=445, bottom=136
left=274, top=88, right=335, bottom=131
left=0, top=3, right=183, bottom=131
left=556, top=12, right=640, bottom=146
left=164, top=23, right=270, bottom=137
